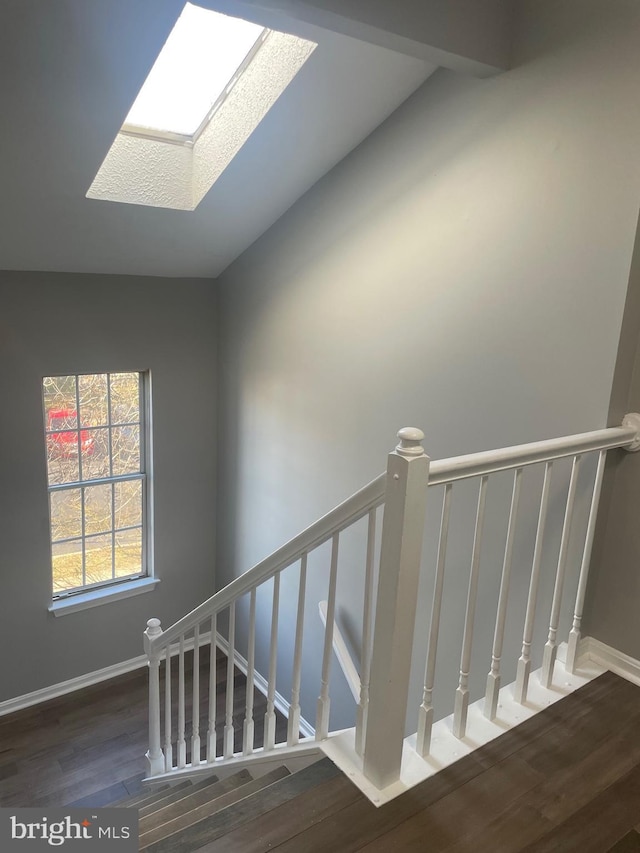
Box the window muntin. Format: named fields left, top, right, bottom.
left=43, top=372, right=149, bottom=597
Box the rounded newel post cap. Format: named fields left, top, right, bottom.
left=146, top=617, right=162, bottom=636
left=622, top=413, right=640, bottom=452
left=396, top=427, right=425, bottom=457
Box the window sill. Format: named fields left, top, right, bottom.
left=48, top=577, right=160, bottom=617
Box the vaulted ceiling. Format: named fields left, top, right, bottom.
left=0, top=0, right=512, bottom=278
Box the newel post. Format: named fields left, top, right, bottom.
left=362, top=428, right=430, bottom=791
left=144, top=618, right=165, bottom=777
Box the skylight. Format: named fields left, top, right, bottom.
left=87, top=3, right=317, bottom=210
left=123, top=4, right=265, bottom=139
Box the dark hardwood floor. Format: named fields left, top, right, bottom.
left=0, top=647, right=287, bottom=809
left=1, top=661, right=640, bottom=852
left=241, top=670, right=640, bottom=853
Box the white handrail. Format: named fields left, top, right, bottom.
left=428, top=424, right=636, bottom=486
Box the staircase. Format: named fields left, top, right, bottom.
left=142, top=417, right=640, bottom=807
left=111, top=758, right=340, bottom=852
left=91, top=671, right=640, bottom=850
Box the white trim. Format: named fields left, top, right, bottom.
left=318, top=600, right=360, bottom=702
left=579, top=636, right=640, bottom=687
left=145, top=738, right=321, bottom=785
left=322, top=651, right=606, bottom=807
left=0, top=628, right=209, bottom=717
left=49, top=576, right=160, bottom=617
left=428, top=423, right=638, bottom=486
left=215, top=632, right=315, bottom=739
left=0, top=626, right=313, bottom=744
left=120, top=125, right=194, bottom=147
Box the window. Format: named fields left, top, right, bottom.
left=42, top=372, right=150, bottom=598
left=122, top=4, right=266, bottom=141
left=86, top=4, right=317, bottom=210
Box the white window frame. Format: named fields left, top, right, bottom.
left=43, top=371, right=157, bottom=615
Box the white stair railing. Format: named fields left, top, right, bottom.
left=286, top=555, right=306, bottom=747
left=565, top=449, right=607, bottom=673
left=416, top=482, right=452, bottom=756
left=485, top=468, right=522, bottom=722
left=362, top=428, right=430, bottom=790
left=452, top=473, right=489, bottom=739
left=143, top=467, right=387, bottom=778
left=144, top=414, right=640, bottom=795
left=143, top=618, right=164, bottom=776
left=406, top=414, right=640, bottom=774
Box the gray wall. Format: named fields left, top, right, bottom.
left=216, top=0, right=640, bottom=730
left=0, top=271, right=217, bottom=702
left=584, top=215, right=640, bottom=656
left=243, top=0, right=513, bottom=73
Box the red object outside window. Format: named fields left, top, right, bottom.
left=46, top=408, right=95, bottom=457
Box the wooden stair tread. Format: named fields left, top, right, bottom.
left=140, top=770, right=253, bottom=832
left=139, top=773, right=222, bottom=818
left=144, top=758, right=339, bottom=853
left=192, top=766, right=361, bottom=853
left=607, top=830, right=640, bottom=853
left=140, top=765, right=292, bottom=852
left=110, top=782, right=181, bottom=810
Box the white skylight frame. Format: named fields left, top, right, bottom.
left=87, top=4, right=317, bottom=210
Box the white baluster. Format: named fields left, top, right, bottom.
left=224, top=602, right=236, bottom=759
left=417, top=483, right=452, bottom=756
left=484, top=468, right=523, bottom=721
left=264, top=573, right=281, bottom=750
left=355, top=510, right=377, bottom=757
left=144, top=618, right=165, bottom=776
left=453, top=475, right=489, bottom=739
left=288, top=554, right=308, bottom=746
left=177, top=634, right=187, bottom=768
left=164, top=648, right=173, bottom=772
left=541, top=455, right=582, bottom=688
left=363, top=428, right=429, bottom=790
left=191, top=624, right=201, bottom=765
left=566, top=451, right=607, bottom=674
left=243, top=589, right=256, bottom=755
left=316, top=533, right=340, bottom=741
left=514, top=462, right=553, bottom=704
left=207, top=613, right=217, bottom=763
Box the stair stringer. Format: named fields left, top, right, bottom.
left=143, top=738, right=324, bottom=786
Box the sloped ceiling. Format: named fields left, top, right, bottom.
left=0, top=0, right=509, bottom=278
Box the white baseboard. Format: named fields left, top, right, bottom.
left=580, top=636, right=640, bottom=687
left=0, top=627, right=316, bottom=743
left=215, top=632, right=315, bottom=740
left=0, top=632, right=209, bottom=718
